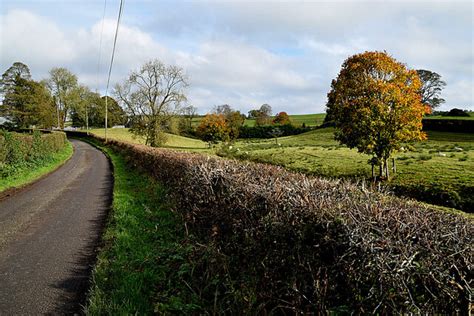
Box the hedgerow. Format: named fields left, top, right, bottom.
left=68, top=131, right=473, bottom=314
left=0, top=130, right=67, bottom=176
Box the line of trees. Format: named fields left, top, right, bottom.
left=0, top=62, right=127, bottom=130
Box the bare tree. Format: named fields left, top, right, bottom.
left=114, top=59, right=188, bottom=147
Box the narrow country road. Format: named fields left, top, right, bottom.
left=0, top=139, right=112, bottom=315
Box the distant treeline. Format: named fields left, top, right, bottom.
left=421, top=119, right=474, bottom=133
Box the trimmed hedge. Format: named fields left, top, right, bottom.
left=0, top=130, right=67, bottom=176
left=68, top=131, right=473, bottom=313
left=421, top=119, right=474, bottom=133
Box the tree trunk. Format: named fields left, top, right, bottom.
left=392, top=158, right=396, bottom=174
left=385, top=159, right=390, bottom=180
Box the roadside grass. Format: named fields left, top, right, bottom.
left=230, top=128, right=474, bottom=211
left=85, top=139, right=201, bottom=315
left=0, top=141, right=73, bottom=192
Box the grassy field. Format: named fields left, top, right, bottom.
left=87, top=125, right=473, bottom=211
left=87, top=128, right=209, bottom=152
left=192, top=113, right=326, bottom=127
left=424, top=115, right=474, bottom=120
left=0, top=141, right=73, bottom=192
left=227, top=128, right=474, bottom=211
left=85, top=139, right=201, bottom=314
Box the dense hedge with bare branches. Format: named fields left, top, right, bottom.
left=69, top=132, right=473, bottom=313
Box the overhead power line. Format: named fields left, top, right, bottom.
left=96, top=0, right=107, bottom=92
left=104, top=0, right=124, bottom=142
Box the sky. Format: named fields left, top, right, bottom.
left=0, top=0, right=473, bottom=114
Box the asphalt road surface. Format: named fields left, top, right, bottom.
left=0, top=139, right=112, bottom=315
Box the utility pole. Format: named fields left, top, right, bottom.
left=86, top=101, right=89, bottom=135
left=105, top=96, right=108, bottom=141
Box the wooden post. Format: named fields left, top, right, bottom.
left=392, top=158, right=396, bottom=174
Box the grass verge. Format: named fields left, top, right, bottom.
left=85, top=139, right=201, bottom=315
left=0, top=141, right=73, bottom=193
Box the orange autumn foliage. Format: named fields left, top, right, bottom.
left=196, top=113, right=230, bottom=143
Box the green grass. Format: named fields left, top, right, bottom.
left=86, top=128, right=209, bottom=152
left=424, top=112, right=474, bottom=120
left=229, top=128, right=474, bottom=211
left=288, top=113, right=326, bottom=126
left=192, top=113, right=327, bottom=127
left=85, top=139, right=201, bottom=314
left=0, top=141, right=73, bottom=192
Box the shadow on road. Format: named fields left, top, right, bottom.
left=51, top=172, right=113, bottom=314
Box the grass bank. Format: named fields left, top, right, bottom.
left=85, top=139, right=201, bottom=314
left=0, top=140, right=73, bottom=193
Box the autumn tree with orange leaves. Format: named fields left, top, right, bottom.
left=326, top=51, right=430, bottom=180
left=196, top=113, right=230, bottom=145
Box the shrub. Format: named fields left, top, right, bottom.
left=0, top=130, right=66, bottom=176
left=67, top=131, right=474, bottom=313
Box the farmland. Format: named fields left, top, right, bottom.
left=191, top=113, right=326, bottom=127
left=227, top=128, right=474, bottom=211
left=87, top=128, right=209, bottom=152
left=88, top=123, right=474, bottom=212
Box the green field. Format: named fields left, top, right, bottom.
left=227, top=128, right=474, bottom=211
left=87, top=128, right=209, bottom=152
left=88, top=124, right=473, bottom=211
left=424, top=115, right=474, bottom=120
left=191, top=113, right=326, bottom=127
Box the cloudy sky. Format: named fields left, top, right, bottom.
left=1, top=0, right=472, bottom=114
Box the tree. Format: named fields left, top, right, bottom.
left=196, top=113, right=229, bottom=144
left=179, top=105, right=198, bottom=133
left=211, top=104, right=245, bottom=140
left=326, top=51, right=428, bottom=180
left=214, top=104, right=233, bottom=117
left=114, top=59, right=188, bottom=147
left=416, top=69, right=446, bottom=110
left=0, top=63, right=55, bottom=128
left=255, top=104, right=272, bottom=126
left=0, top=62, right=31, bottom=98
left=45, top=67, right=79, bottom=128
left=273, top=111, right=291, bottom=125
left=444, top=108, right=470, bottom=117
left=226, top=110, right=245, bottom=139
left=247, top=109, right=259, bottom=119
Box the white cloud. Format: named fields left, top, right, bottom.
left=1, top=1, right=472, bottom=113
left=0, top=10, right=77, bottom=70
